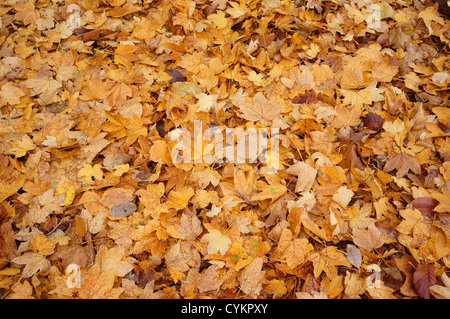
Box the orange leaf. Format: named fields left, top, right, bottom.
left=114, top=44, right=139, bottom=69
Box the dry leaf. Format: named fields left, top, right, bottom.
left=201, top=229, right=232, bottom=255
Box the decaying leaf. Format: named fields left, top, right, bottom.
left=1, top=0, right=449, bottom=301
left=201, top=229, right=232, bottom=255
left=239, top=257, right=265, bottom=296
left=413, top=263, right=437, bottom=299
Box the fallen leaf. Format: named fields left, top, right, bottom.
left=237, top=92, right=280, bottom=125
left=78, top=264, right=124, bottom=299
left=239, top=257, right=265, bottom=296
left=430, top=272, right=450, bottom=299
left=384, top=153, right=421, bottom=177
left=114, top=44, right=139, bottom=69
left=201, top=229, right=232, bottom=255
left=109, top=202, right=136, bottom=218
left=0, top=83, right=25, bottom=106
left=346, top=244, right=362, bottom=269
left=308, top=246, right=350, bottom=279
left=413, top=263, right=436, bottom=299
left=411, top=197, right=438, bottom=218
left=12, top=252, right=51, bottom=278
left=352, top=223, right=384, bottom=252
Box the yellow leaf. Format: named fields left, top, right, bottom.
left=276, top=228, right=313, bottom=269
left=208, top=10, right=228, bottom=29
left=201, top=229, right=232, bottom=255
left=5, top=134, right=36, bottom=158
left=114, top=44, right=139, bottom=69
left=264, top=279, right=287, bottom=298
left=30, top=234, right=56, bottom=256
left=78, top=164, right=104, bottom=184
left=308, top=246, right=350, bottom=279
left=113, top=164, right=130, bottom=177
left=0, top=83, right=25, bottom=106
left=167, top=187, right=194, bottom=210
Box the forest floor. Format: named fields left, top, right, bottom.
left=0, top=0, right=449, bottom=299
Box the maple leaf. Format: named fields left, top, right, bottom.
left=432, top=188, right=450, bottom=213
left=237, top=92, right=280, bottom=125
left=0, top=203, right=17, bottom=263
left=79, top=76, right=114, bottom=101
left=96, top=245, right=134, bottom=277
left=107, top=82, right=132, bottom=107
left=239, top=257, right=265, bottom=296
left=220, top=168, right=257, bottom=203
left=300, top=211, right=327, bottom=241
left=78, top=264, right=124, bottom=299
left=413, top=263, right=437, bottom=299
left=167, top=187, right=194, bottom=211
left=362, top=112, right=385, bottom=130
left=196, top=265, right=224, bottom=293
left=384, top=152, right=421, bottom=177
left=78, top=164, right=104, bottom=184
left=263, top=193, right=294, bottom=227
left=332, top=186, right=354, bottom=208
left=0, top=83, right=25, bottom=106
left=30, top=234, right=56, bottom=256
left=276, top=228, right=313, bottom=269
left=102, top=112, right=147, bottom=145
left=419, top=6, right=445, bottom=35
left=25, top=77, right=62, bottom=105
left=250, top=182, right=287, bottom=203
left=165, top=242, right=201, bottom=278
left=264, top=279, right=287, bottom=298
left=12, top=252, right=51, bottom=278
left=114, top=44, right=139, bottom=69
left=174, top=212, right=203, bottom=240
left=5, top=134, right=36, bottom=158
left=14, top=1, right=37, bottom=25
left=201, top=229, right=232, bottom=255
left=136, top=183, right=165, bottom=207
left=330, top=104, right=362, bottom=128
left=308, top=246, right=350, bottom=279
left=207, top=10, right=228, bottom=29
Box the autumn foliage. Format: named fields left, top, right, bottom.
left=0, top=0, right=449, bottom=299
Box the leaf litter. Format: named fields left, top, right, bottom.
left=0, top=0, right=449, bottom=299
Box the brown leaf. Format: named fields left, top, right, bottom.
left=109, top=202, right=137, bottom=218
left=362, top=112, right=385, bottom=130
left=413, top=263, right=436, bottom=299
left=169, top=69, right=187, bottom=83
left=352, top=223, right=384, bottom=252
left=384, top=153, right=421, bottom=177
left=237, top=92, right=280, bottom=125
left=411, top=197, right=438, bottom=218
left=239, top=257, right=265, bottom=296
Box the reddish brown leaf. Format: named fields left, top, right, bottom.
left=411, top=197, right=438, bottom=218
left=169, top=69, right=187, bottom=83
left=292, top=89, right=323, bottom=104
left=413, top=263, right=436, bottom=299
left=362, top=112, right=384, bottom=130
